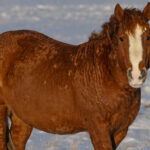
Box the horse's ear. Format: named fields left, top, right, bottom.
left=143, top=2, right=150, bottom=20
left=114, top=4, right=124, bottom=22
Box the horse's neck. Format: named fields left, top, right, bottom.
left=76, top=40, right=130, bottom=88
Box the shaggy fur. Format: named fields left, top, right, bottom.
left=0, top=3, right=150, bottom=150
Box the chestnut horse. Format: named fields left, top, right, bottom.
left=0, top=3, right=150, bottom=150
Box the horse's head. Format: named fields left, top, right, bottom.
left=114, top=3, right=150, bottom=88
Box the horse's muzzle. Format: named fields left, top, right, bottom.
left=127, top=67, right=147, bottom=88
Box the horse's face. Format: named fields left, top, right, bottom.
left=115, top=3, right=150, bottom=88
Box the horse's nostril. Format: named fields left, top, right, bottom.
left=139, top=69, right=147, bottom=80
left=127, top=68, right=133, bottom=79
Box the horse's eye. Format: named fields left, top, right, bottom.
left=120, top=37, right=124, bottom=42
left=147, top=36, right=150, bottom=40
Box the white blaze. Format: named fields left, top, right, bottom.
left=128, top=25, right=143, bottom=80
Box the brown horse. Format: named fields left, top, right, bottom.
left=0, top=3, right=150, bottom=150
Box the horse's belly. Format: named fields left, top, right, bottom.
left=3, top=84, right=84, bottom=134
left=23, top=110, right=83, bottom=134
left=10, top=99, right=83, bottom=134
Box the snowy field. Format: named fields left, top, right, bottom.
left=1, top=0, right=150, bottom=150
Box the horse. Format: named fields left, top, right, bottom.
left=0, top=3, right=150, bottom=150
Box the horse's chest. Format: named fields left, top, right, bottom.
left=108, top=91, right=140, bottom=131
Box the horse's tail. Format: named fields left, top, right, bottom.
left=6, top=111, right=16, bottom=150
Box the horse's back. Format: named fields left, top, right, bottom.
left=0, top=30, right=77, bottom=85
left=1, top=30, right=78, bottom=96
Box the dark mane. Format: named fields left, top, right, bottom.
left=89, top=8, right=145, bottom=42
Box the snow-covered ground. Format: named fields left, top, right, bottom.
left=1, top=0, right=150, bottom=149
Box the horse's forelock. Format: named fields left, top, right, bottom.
left=122, top=8, right=147, bottom=34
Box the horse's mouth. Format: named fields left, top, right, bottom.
left=128, top=80, right=145, bottom=88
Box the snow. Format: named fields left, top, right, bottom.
left=0, top=0, right=150, bottom=149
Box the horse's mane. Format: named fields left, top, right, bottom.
left=89, top=14, right=118, bottom=42
left=89, top=8, right=145, bottom=44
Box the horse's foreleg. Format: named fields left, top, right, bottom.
left=87, top=114, right=114, bottom=150
left=113, top=128, right=128, bottom=148
left=0, top=103, right=7, bottom=150
left=89, top=127, right=114, bottom=150
left=9, top=113, right=32, bottom=150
